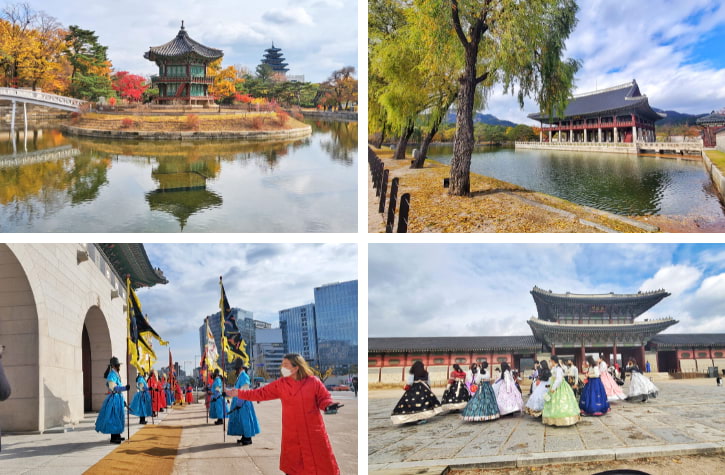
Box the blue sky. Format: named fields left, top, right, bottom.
left=486, top=0, right=725, bottom=123
left=20, top=0, right=357, bottom=82
left=369, top=244, right=725, bottom=338
left=135, top=243, right=357, bottom=369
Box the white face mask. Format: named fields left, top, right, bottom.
left=280, top=367, right=293, bottom=378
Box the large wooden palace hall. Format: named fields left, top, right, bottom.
left=528, top=80, right=665, bottom=144
left=369, top=287, right=725, bottom=384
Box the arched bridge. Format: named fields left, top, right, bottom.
left=0, top=87, right=85, bottom=112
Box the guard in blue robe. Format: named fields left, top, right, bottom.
left=95, top=357, right=129, bottom=444
left=227, top=361, right=261, bottom=444
left=165, top=381, right=174, bottom=408
left=209, top=370, right=227, bottom=424
left=129, top=371, right=152, bottom=424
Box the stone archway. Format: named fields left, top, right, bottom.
left=82, top=306, right=112, bottom=412
left=0, top=244, right=39, bottom=431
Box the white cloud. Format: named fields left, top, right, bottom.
left=262, top=8, right=314, bottom=26
left=639, top=265, right=702, bottom=296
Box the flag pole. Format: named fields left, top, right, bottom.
left=149, top=356, right=154, bottom=425
left=205, top=317, right=209, bottom=425
left=125, top=275, right=131, bottom=443
left=219, top=276, right=226, bottom=443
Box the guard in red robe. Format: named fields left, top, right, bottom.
left=148, top=370, right=161, bottom=415
left=175, top=381, right=183, bottom=404
left=159, top=376, right=168, bottom=410
left=185, top=384, right=194, bottom=404
left=235, top=353, right=342, bottom=475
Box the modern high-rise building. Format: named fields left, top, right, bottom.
left=279, top=303, right=317, bottom=363
left=314, top=280, right=358, bottom=375
left=198, top=308, right=270, bottom=364
left=254, top=328, right=285, bottom=380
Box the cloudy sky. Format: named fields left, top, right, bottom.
left=485, top=0, right=725, bottom=123
left=369, top=244, right=725, bottom=338
left=24, top=0, right=357, bottom=82
left=134, top=243, right=357, bottom=370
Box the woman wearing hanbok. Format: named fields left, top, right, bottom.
left=464, top=363, right=479, bottom=395
left=625, top=358, right=659, bottom=402
left=542, top=355, right=581, bottom=427
left=461, top=361, right=500, bottom=422
left=95, top=357, right=130, bottom=444
left=129, top=370, right=152, bottom=425
left=492, top=368, right=502, bottom=397
left=524, top=360, right=551, bottom=417
left=598, top=357, right=627, bottom=402
left=495, top=362, right=524, bottom=415
left=579, top=356, right=610, bottom=416
left=440, top=364, right=470, bottom=412
left=391, top=361, right=442, bottom=424
left=228, top=360, right=261, bottom=445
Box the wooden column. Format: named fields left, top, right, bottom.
left=378, top=352, right=384, bottom=383
left=612, top=339, right=618, bottom=367
left=551, top=344, right=556, bottom=356
left=580, top=344, right=586, bottom=372
left=638, top=344, right=646, bottom=370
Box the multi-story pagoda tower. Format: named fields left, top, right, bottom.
left=261, top=43, right=289, bottom=76
left=144, top=21, right=223, bottom=105
left=527, top=286, right=678, bottom=369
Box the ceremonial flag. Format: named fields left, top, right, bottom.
left=127, top=277, right=168, bottom=372
left=204, top=317, right=222, bottom=374
left=219, top=278, right=249, bottom=365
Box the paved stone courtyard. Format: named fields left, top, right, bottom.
left=368, top=379, right=725, bottom=473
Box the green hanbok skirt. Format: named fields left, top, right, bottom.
left=542, top=380, right=581, bottom=426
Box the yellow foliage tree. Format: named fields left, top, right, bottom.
left=208, top=65, right=240, bottom=102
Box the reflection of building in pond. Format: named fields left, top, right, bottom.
left=146, top=188, right=222, bottom=230
left=145, top=21, right=223, bottom=105
left=0, top=244, right=166, bottom=432
left=368, top=287, right=725, bottom=384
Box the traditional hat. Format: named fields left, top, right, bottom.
left=109, top=356, right=122, bottom=367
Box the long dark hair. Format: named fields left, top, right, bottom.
left=500, top=362, right=510, bottom=374
left=480, top=361, right=488, bottom=376
left=586, top=355, right=596, bottom=368
left=469, top=363, right=478, bottom=374
left=410, top=361, right=428, bottom=379
left=538, top=360, right=551, bottom=381
left=453, top=364, right=462, bottom=373
left=550, top=355, right=560, bottom=366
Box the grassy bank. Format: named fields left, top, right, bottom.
left=70, top=111, right=306, bottom=133
left=706, top=149, right=725, bottom=172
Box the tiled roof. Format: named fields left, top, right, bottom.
left=696, top=112, right=725, bottom=126
left=649, top=333, right=725, bottom=348
left=145, top=25, right=223, bottom=62
left=529, top=80, right=666, bottom=122
left=368, top=336, right=540, bottom=353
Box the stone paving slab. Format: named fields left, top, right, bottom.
left=369, top=380, right=725, bottom=473
left=1, top=390, right=357, bottom=474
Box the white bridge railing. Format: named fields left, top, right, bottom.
left=0, top=87, right=85, bottom=111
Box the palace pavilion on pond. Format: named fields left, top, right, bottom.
left=144, top=22, right=223, bottom=105
left=529, top=80, right=665, bottom=144
left=369, top=286, right=725, bottom=384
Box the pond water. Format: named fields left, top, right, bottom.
left=428, top=145, right=725, bottom=221
left=0, top=120, right=357, bottom=232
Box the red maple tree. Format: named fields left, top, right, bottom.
left=112, top=71, right=149, bottom=102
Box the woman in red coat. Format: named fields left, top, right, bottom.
left=234, top=353, right=343, bottom=475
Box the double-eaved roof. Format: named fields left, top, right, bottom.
left=529, top=80, right=666, bottom=123
left=145, top=22, right=223, bottom=64
left=649, top=333, right=725, bottom=349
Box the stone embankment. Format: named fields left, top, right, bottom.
left=60, top=124, right=312, bottom=141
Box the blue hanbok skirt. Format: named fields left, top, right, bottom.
left=461, top=382, right=500, bottom=422
left=130, top=390, right=153, bottom=417
left=95, top=392, right=125, bottom=434
left=579, top=377, right=610, bottom=416
left=209, top=394, right=228, bottom=419
left=227, top=397, right=261, bottom=437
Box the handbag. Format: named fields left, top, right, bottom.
left=469, top=384, right=478, bottom=394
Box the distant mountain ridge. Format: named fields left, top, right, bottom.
left=653, top=108, right=707, bottom=126
left=445, top=111, right=517, bottom=127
